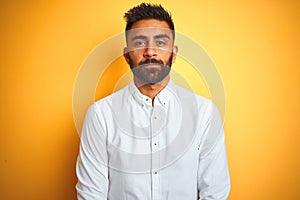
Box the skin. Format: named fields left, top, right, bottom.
left=124, top=19, right=178, bottom=102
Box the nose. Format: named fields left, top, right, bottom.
left=143, top=46, right=157, bottom=58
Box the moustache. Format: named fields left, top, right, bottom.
left=138, top=59, right=164, bottom=66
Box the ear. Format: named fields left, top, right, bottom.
left=123, top=47, right=130, bottom=64
left=171, top=45, right=178, bottom=64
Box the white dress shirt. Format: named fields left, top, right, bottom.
left=76, top=79, right=230, bottom=200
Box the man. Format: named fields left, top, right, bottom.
left=76, top=3, right=230, bottom=200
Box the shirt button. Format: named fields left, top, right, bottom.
left=153, top=171, right=158, bottom=175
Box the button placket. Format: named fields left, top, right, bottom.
left=150, top=105, right=163, bottom=200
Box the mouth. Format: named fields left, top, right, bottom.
left=139, top=59, right=164, bottom=67
left=141, top=62, right=162, bottom=68
left=145, top=62, right=159, bottom=66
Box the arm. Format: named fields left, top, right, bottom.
left=197, top=102, right=231, bottom=199
left=76, top=104, right=109, bottom=200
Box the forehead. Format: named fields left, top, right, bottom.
left=127, top=19, right=173, bottom=39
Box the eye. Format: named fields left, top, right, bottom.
left=156, top=40, right=166, bottom=46
left=135, top=41, right=146, bottom=47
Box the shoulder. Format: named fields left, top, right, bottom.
left=171, top=83, right=213, bottom=108
left=170, top=83, right=221, bottom=122
left=83, top=86, right=129, bottom=128
left=92, top=85, right=129, bottom=111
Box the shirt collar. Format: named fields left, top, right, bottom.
left=128, top=79, right=175, bottom=107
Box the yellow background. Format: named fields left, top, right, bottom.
left=1, top=0, right=299, bottom=199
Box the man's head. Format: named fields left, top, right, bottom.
left=124, top=3, right=175, bottom=40
left=123, top=3, right=178, bottom=85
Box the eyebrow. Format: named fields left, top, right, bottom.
left=154, top=34, right=170, bottom=40
left=131, top=34, right=170, bottom=41
left=131, top=35, right=147, bottom=41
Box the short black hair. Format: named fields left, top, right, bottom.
left=124, top=3, right=175, bottom=39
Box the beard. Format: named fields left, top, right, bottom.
left=128, top=54, right=173, bottom=85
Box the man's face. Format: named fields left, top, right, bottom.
left=124, top=19, right=177, bottom=84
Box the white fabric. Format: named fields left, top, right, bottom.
left=76, top=79, right=230, bottom=200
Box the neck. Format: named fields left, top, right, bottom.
left=134, top=75, right=170, bottom=100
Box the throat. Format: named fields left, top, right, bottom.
left=134, top=75, right=169, bottom=102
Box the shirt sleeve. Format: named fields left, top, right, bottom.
left=76, top=103, right=109, bottom=200
left=197, top=101, right=231, bottom=200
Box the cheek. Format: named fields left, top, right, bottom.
left=129, top=51, right=143, bottom=63
left=161, top=52, right=173, bottom=62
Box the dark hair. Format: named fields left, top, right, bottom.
left=124, top=3, right=175, bottom=39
